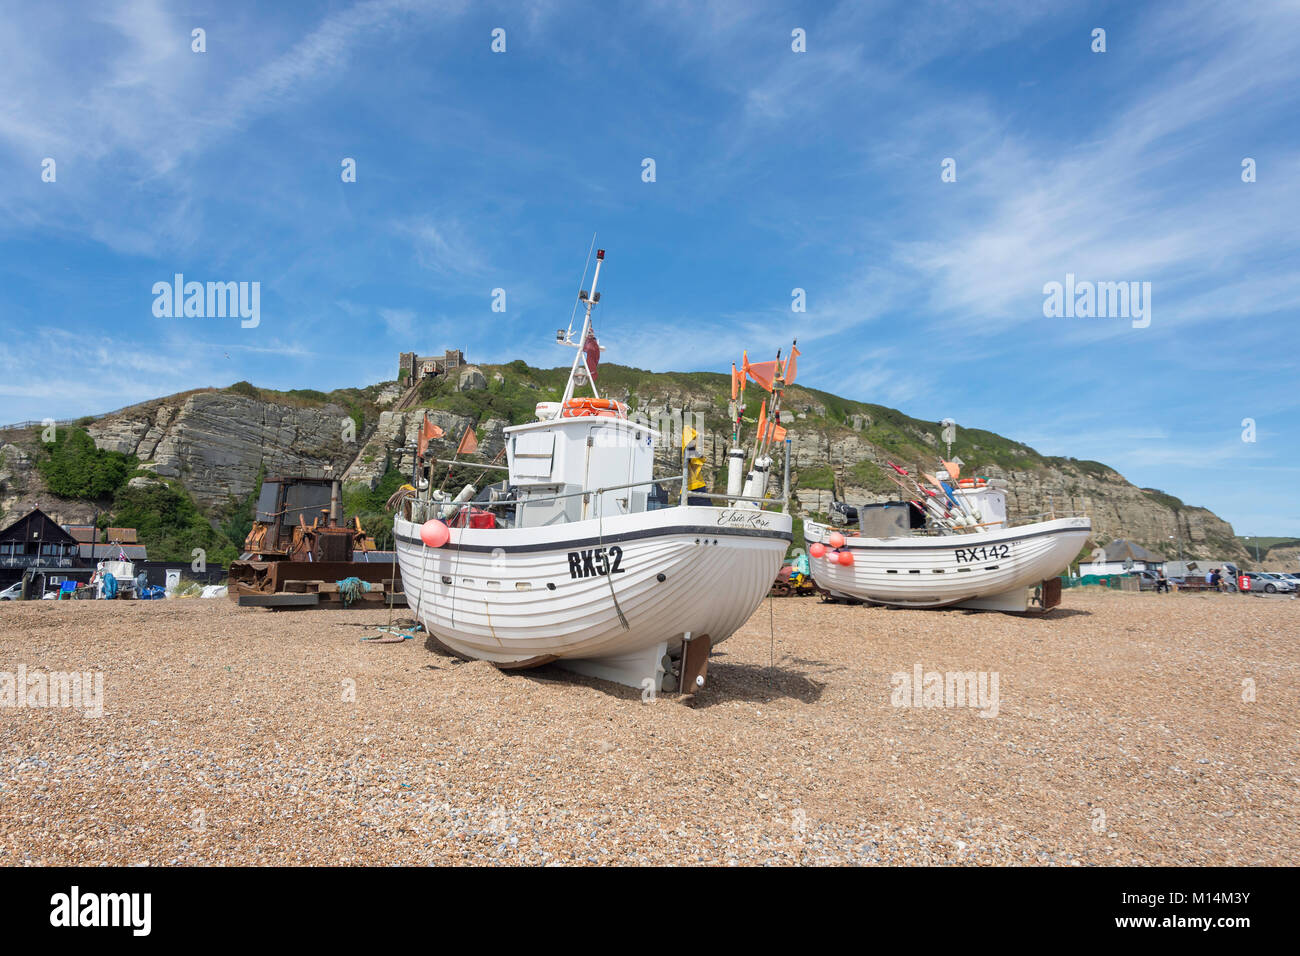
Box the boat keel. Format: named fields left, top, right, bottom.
left=953, top=578, right=1062, bottom=614
left=555, top=639, right=669, bottom=694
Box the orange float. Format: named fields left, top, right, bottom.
left=560, top=398, right=628, bottom=419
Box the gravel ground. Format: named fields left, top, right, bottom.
left=1, top=590, right=1295, bottom=866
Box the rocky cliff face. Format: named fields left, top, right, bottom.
left=583, top=379, right=1245, bottom=563
left=1259, top=543, right=1300, bottom=569
left=341, top=408, right=508, bottom=488
left=82, top=391, right=364, bottom=512
left=0, top=440, right=99, bottom=526
left=0, top=371, right=1251, bottom=566
left=658, top=425, right=1238, bottom=561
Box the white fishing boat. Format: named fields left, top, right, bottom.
left=805, top=471, right=1090, bottom=612
left=393, top=249, right=793, bottom=692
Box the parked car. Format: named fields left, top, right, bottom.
left=0, top=581, right=22, bottom=601
left=1130, top=570, right=1170, bottom=592
left=1242, top=571, right=1295, bottom=593
left=1276, top=572, right=1300, bottom=589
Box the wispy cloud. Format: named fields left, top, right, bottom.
left=393, top=217, right=488, bottom=280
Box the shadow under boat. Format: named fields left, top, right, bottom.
left=422, top=636, right=828, bottom=706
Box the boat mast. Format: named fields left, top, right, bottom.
left=558, top=249, right=604, bottom=412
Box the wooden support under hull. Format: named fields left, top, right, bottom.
left=678, top=632, right=712, bottom=698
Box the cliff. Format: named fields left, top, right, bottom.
left=0, top=362, right=1251, bottom=566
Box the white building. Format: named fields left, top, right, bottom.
left=1079, top=539, right=1165, bottom=576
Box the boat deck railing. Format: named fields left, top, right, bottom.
left=1013, top=509, right=1089, bottom=524
left=809, top=507, right=1089, bottom=538
left=404, top=471, right=788, bottom=526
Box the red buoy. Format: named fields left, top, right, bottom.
left=420, top=519, right=450, bottom=548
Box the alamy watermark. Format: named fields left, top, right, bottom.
left=50, top=886, right=150, bottom=936
left=152, top=274, right=260, bottom=328
left=1, top=666, right=103, bottom=718
left=1042, top=273, right=1151, bottom=328
left=890, top=662, right=999, bottom=717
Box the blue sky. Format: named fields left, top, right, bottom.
left=1, top=0, right=1297, bottom=536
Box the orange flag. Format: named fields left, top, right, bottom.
left=784, top=345, right=800, bottom=385
left=768, top=421, right=787, bottom=443
left=731, top=363, right=742, bottom=401
left=743, top=354, right=778, bottom=392
left=755, top=399, right=767, bottom=440
left=417, top=413, right=432, bottom=458
left=456, top=426, right=479, bottom=456
left=941, top=460, right=961, bottom=480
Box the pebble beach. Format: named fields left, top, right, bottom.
left=1, top=590, right=1295, bottom=866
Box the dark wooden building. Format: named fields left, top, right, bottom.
left=0, top=508, right=87, bottom=593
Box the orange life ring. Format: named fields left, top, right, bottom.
left=561, top=398, right=628, bottom=419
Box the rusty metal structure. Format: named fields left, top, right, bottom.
left=227, top=475, right=402, bottom=607
left=769, top=563, right=822, bottom=598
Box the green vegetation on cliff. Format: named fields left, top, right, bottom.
left=38, top=427, right=136, bottom=499
left=108, top=481, right=239, bottom=565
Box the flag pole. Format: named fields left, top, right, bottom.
left=757, top=347, right=786, bottom=464
left=439, top=421, right=478, bottom=493
left=560, top=250, right=604, bottom=410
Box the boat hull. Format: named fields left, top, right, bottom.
left=805, top=516, right=1090, bottom=610
left=394, top=506, right=791, bottom=689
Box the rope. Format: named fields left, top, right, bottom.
left=337, top=576, right=370, bottom=607
left=362, top=622, right=423, bottom=643
left=769, top=592, right=775, bottom=684
left=385, top=535, right=398, bottom=628
left=597, top=503, right=629, bottom=630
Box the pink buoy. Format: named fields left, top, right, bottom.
left=809, top=542, right=826, bottom=559
left=828, top=531, right=845, bottom=549
left=837, top=549, right=855, bottom=566
left=419, top=518, right=450, bottom=548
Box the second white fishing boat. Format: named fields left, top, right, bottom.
left=805, top=470, right=1090, bottom=613
left=393, top=249, right=793, bottom=692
